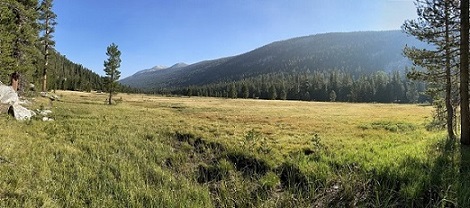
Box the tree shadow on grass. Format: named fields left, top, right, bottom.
left=426, top=138, right=470, bottom=207
left=459, top=145, right=470, bottom=207
left=368, top=138, right=460, bottom=207
left=427, top=138, right=458, bottom=207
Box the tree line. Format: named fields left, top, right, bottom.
left=164, top=70, right=428, bottom=103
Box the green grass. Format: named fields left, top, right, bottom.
left=0, top=91, right=466, bottom=207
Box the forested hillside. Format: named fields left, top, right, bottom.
left=40, top=51, right=103, bottom=92
left=0, top=0, right=131, bottom=93
left=121, top=30, right=428, bottom=103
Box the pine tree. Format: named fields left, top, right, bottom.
left=186, top=87, right=192, bottom=97
left=0, top=0, right=40, bottom=81
left=279, top=82, right=287, bottom=100
left=38, top=0, right=57, bottom=92
left=268, top=85, right=277, bottom=100
left=103, top=43, right=121, bottom=105
left=241, top=83, right=249, bottom=98
left=403, top=0, right=459, bottom=139
left=0, top=2, right=16, bottom=79
left=329, top=90, right=336, bottom=102
left=228, top=82, right=237, bottom=99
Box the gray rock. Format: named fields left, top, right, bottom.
left=0, top=84, right=35, bottom=121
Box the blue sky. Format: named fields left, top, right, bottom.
left=53, top=0, right=417, bottom=78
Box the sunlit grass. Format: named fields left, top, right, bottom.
left=0, top=91, right=463, bottom=207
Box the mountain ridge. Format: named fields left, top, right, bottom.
left=120, top=30, right=425, bottom=90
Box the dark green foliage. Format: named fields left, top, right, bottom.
left=41, top=52, right=113, bottom=92
left=228, top=82, right=236, bottom=99
left=279, top=82, right=287, bottom=100
left=186, top=87, right=192, bottom=97
left=268, top=84, right=277, bottom=100
left=0, top=0, right=40, bottom=79
left=403, top=0, right=459, bottom=139
left=241, top=83, right=249, bottom=98
left=172, top=70, right=428, bottom=103
left=103, top=43, right=121, bottom=105
left=329, top=90, right=336, bottom=102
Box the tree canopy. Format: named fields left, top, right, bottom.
left=103, top=43, right=122, bottom=105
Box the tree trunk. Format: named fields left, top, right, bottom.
left=42, top=52, right=48, bottom=92
left=445, top=0, right=455, bottom=140
left=461, top=0, right=470, bottom=145
left=42, top=17, right=49, bottom=92
left=108, top=73, right=113, bottom=105
left=108, top=91, right=112, bottom=105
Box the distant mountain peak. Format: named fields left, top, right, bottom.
left=151, top=65, right=168, bottom=70
left=131, top=62, right=188, bottom=76
left=170, top=62, right=188, bottom=68
left=134, top=65, right=167, bottom=75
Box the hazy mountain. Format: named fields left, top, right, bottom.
left=134, top=65, right=168, bottom=75
left=120, top=30, right=426, bottom=90
left=120, top=62, right=188, bottom=89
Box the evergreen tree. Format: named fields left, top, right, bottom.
left=329, top=90, right=336, bottom=102
left=103, top=43, right=121, bottom=105
left=268, top=84, right=277, bottom=100
left=300, top=79, right=310, bottom=101
left=186, top=87, right=192, bottom=97
left=0, top=0, right=40, bottom=82
left=228, top=82, right=237, bottom=99
left=0, top=1, right=16, bottom=78
left=406, top=79, right=420, bottom=103
left=403, top=0, right=459, bottom=139
left=168, top=70, right=426, bottom=104
left=241, top=83, right=249, bottom=98
left=38, top=0, right=57, bottom=92
left=279, top=82, right=287, bottom=100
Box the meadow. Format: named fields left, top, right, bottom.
left=0, top=91, right=468, bottom=207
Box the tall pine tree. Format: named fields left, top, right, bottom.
left=38, top=0, right=57, bottom=92
left=0, top=0, right=40, bottom=82
left=403, top=0, right=460, bottom=139
left=103, top=43, right=121, bottom=105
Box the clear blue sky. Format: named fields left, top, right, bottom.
left=53, top=0, right=417, bottom=79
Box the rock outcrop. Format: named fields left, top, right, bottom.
left=0, top=84, right=35, bottom=121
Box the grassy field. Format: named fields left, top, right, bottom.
left=0, top=91, right=467, bottom=207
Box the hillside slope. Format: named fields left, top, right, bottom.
left=121, top=30, right=425, bottom=90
